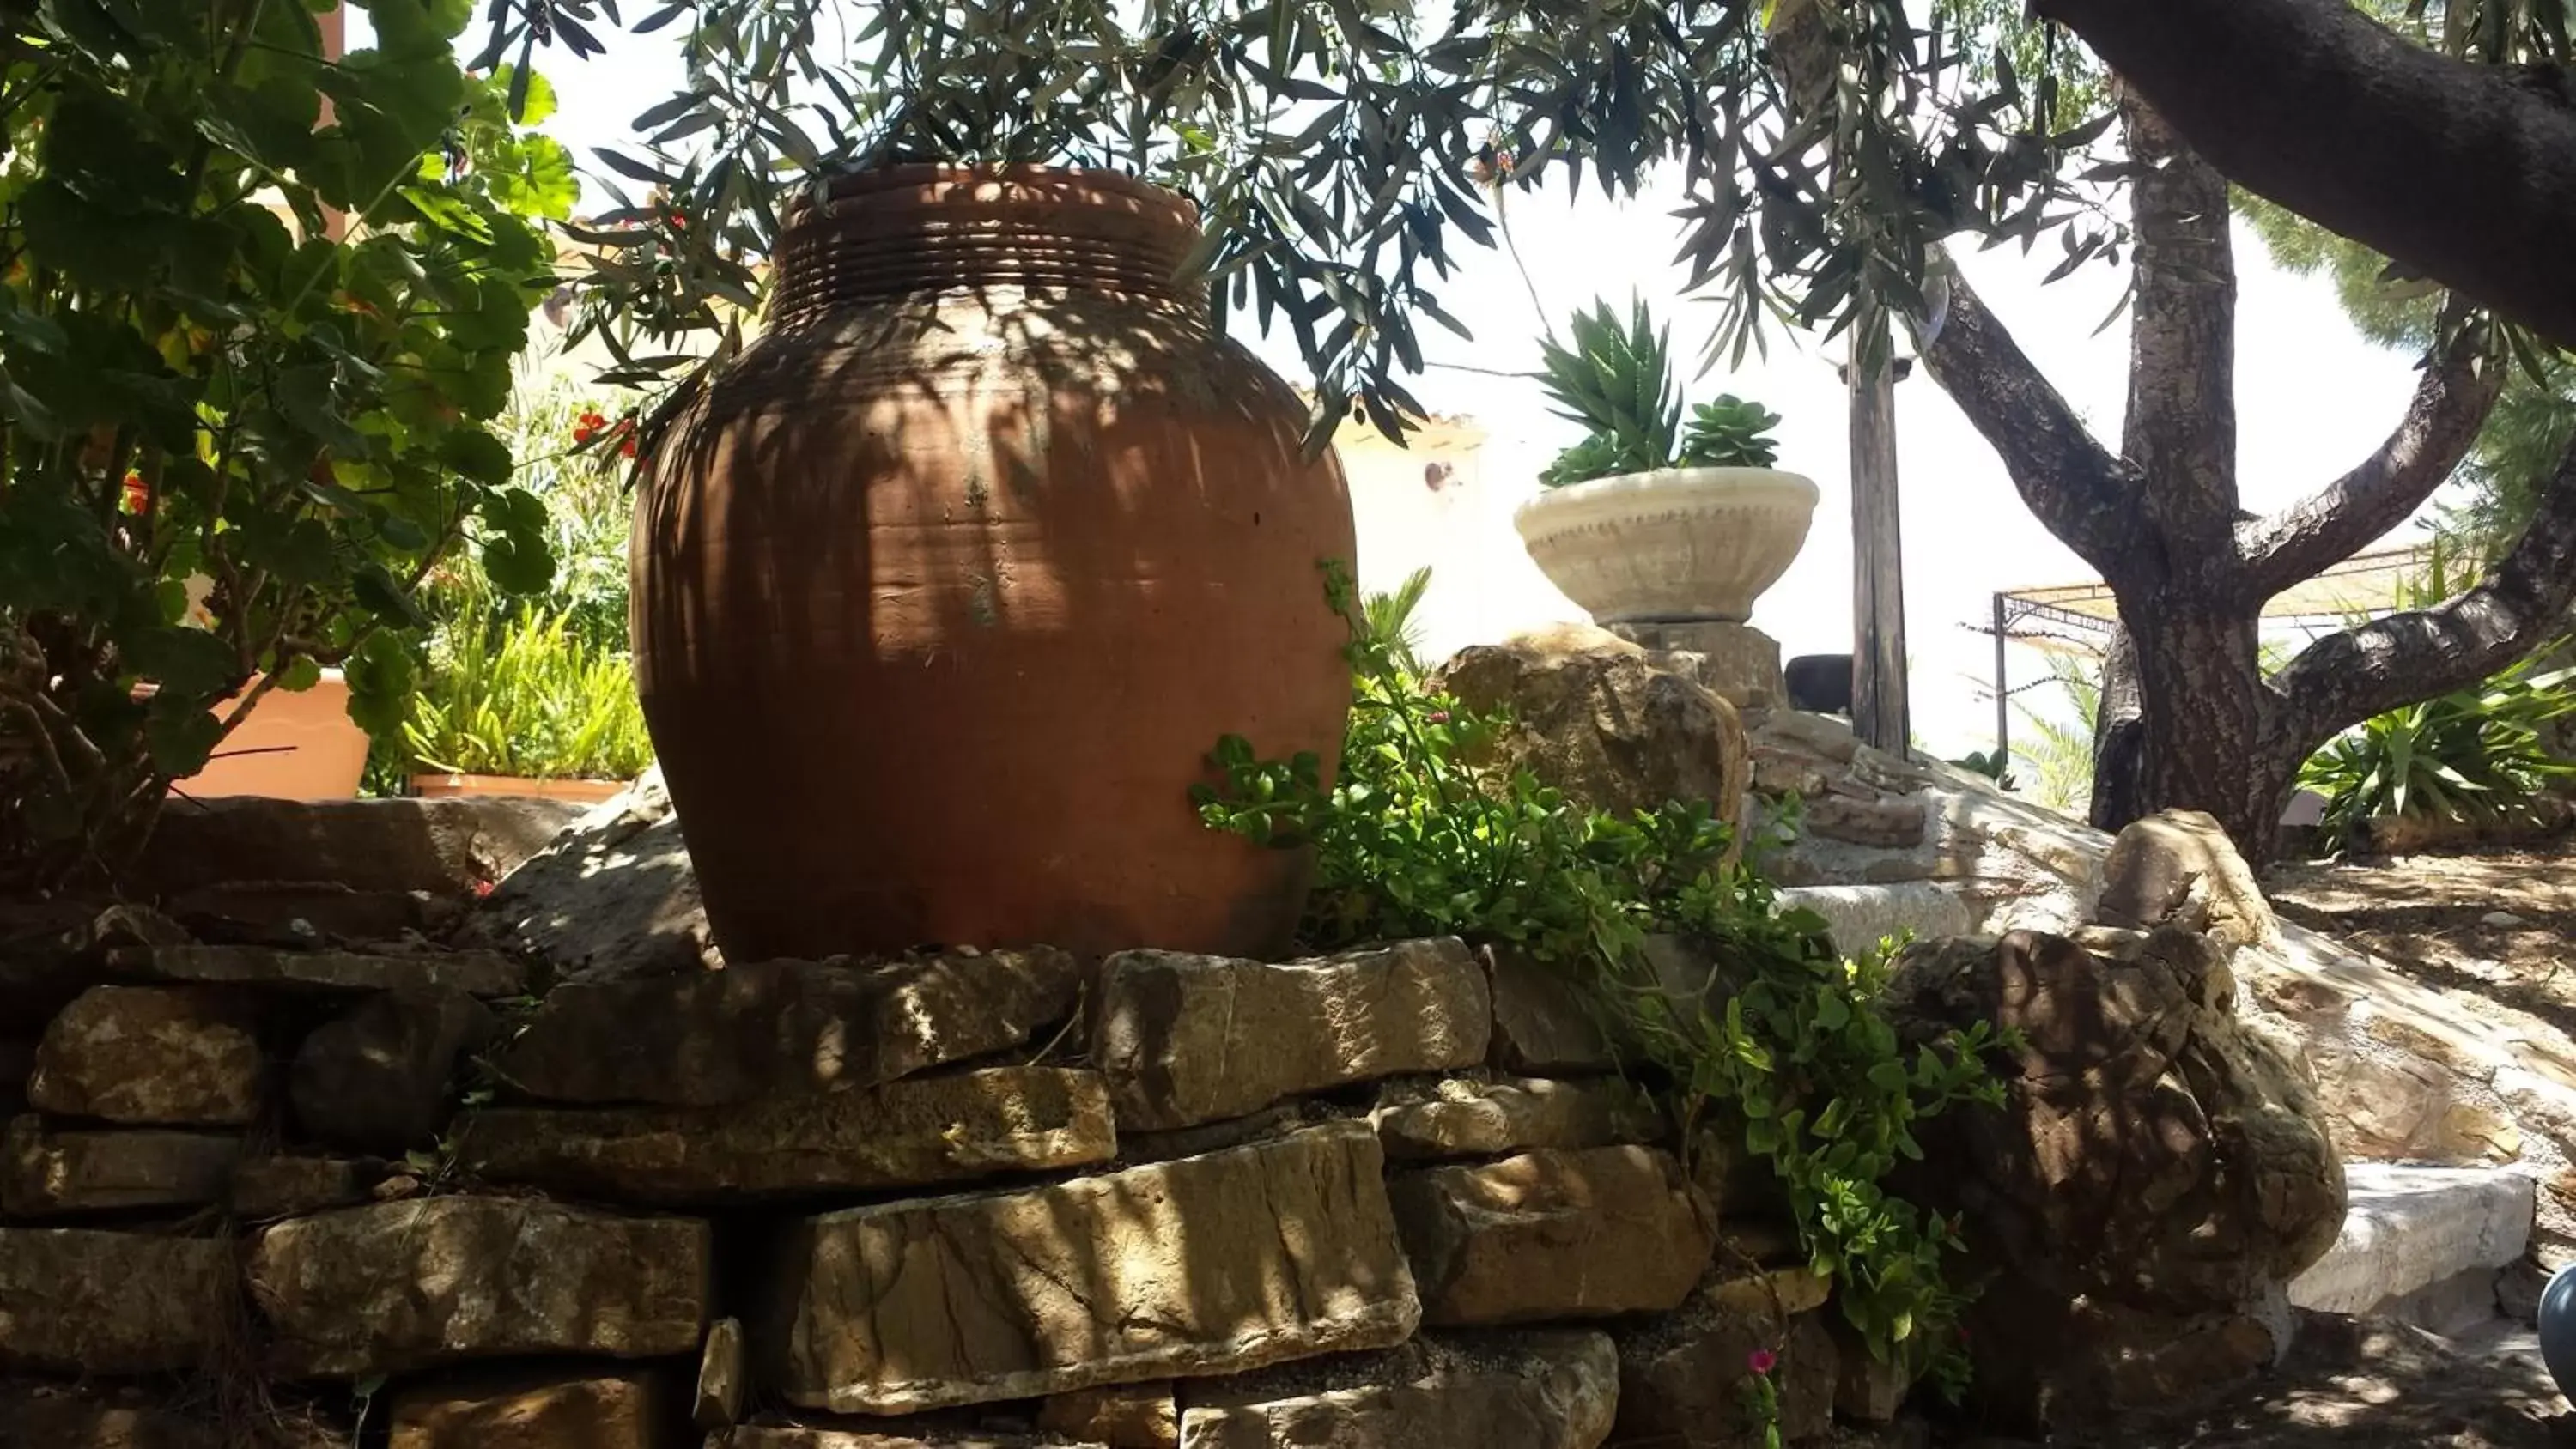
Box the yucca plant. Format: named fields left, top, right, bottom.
left=2299, top=647, right=2576, bottom=843
left=1534, top=296, right=1783, bottom=487
left=404, top=604, right=655, bottom=782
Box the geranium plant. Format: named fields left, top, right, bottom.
left=0, top=0, right=575, bottom=887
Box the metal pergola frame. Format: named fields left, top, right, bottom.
left=1984, top=542, right=2438, bottom=762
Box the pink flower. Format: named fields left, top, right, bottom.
left=1747, top=1349, right=1777, bottom=1376
left=1425, top=710, right=1450, bottom=724
left=472, top=879, right=496, bottom=900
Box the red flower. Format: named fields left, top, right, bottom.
left=620, top=433, right=639, bottom=460
left=120, top=471, right=149, bottom=514
left=1425, top=710, right=1450, bottom=724
left=573, top=407, right=608, bottom=446
left=472, top=879, right=495, bottom=900
left=1747, top=1349, right=1777, bottom=1376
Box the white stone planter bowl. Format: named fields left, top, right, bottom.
left=1513, top=466, right=1820, bottom=624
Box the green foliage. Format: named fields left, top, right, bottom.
left=402, top=602, right=653, bottom=783
left=2298, top=652, right=2576, bottom=842
left=475, top=0, right=2132, bottom=447
left=0, top=3, right=575, bottom=884
left=1196, top=562, right=1996, bottom=1369
left=1682, top=396, right=1784, bottom=469
left=1947, top=749, right=2016, bottom=791
left=2013, top=655, right=2101, bottom=815
left=1535, top=298, right=1783, bottom=486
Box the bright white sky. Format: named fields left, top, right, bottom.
left=477, top=19, right=2447, bottom=759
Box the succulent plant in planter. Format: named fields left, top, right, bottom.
left=1517, top=296, right=1818, bottom=626
left=1533, top=297, right=1783, bottom=485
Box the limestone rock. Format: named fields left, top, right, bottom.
left=133, top=796, right=578, bottom=898
left=1805, top=795, right=1927, bottom=848
left=1041, top=1382, right=1180, bottom=1449
left=1, top=1116, right=240, bottom=1216
left=229, top=1155, right=376, bottom=1220
left=1881, top=928, right=2345, bottom=1429
left=389, top=1366, right=671, bottom=1449
left=1483, top=949, right=1616, bottom=1075
left=1176, top=1330, right=1618, bottom=1449
left=696, top=1318, right=748, bottom=1431
left=2287, top=1163, right=2534, bottom=1316
left=130, top=943, right=526, bottom=997
left=717, top=1432, right=1047, bottom=1449
left=166, top=881, right=445, bottom=948
left=292, top=988, right=495, bottom=1151
left=477, top=767, right=720, bottom=985
left=1093, top=938, right=1489, bottom=1131
left=248, top=1197, right=709, bottom=1378
left=760, top=1120, right=1419, bottom=1414
left=1774, top=882, right=1971, bottom=957
left=1615, top=619, right=1785, bottom=711
left=496, top=948, right=1081, bottom=1106
left=28, top=985, right=265, bottom=1126
left=1390, top=1145, right=1712, bottom=1325
left=0, top=1385, right=222, bottom=1449
left=1371, top=1076, right=1663, bottom=1161
left=1616, top=1304, right=1836, bottom=1449
left=1432, top=626, right=1749, bottom=825
left=0, top=1228, right=228, bottom=1373
left=458, top=1066, right=1115, bottom=1203
left=2093, top=809, right=2281, bottom=949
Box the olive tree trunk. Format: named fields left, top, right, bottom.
left=1920, top=99, right=2576, bottom=860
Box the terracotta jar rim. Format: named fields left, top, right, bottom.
left=789, top=163, right=1200, bottom=233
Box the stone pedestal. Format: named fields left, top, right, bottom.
left=1610, top=621, right=1785, bottom=710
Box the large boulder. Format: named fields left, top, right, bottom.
left=1882, top=928, right=2345, bottom=1431
left=1092, top=938, right=1490, bottom=1131
left=1432, top=625, right=1748, bottom=827
left=758, top=1121, right=1419, bottom=1414
left=473, top=767, right=720, bottom=985
left=2095, top=809, right=2281, bottom=949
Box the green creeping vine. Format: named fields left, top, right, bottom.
left=1196, top=562, right=2001, bottom=1390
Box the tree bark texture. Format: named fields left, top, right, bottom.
left=1920, top=101, right=2560, bottom=860
left=2033, top=0, right=2576, bottom=350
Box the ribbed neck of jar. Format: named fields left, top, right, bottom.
left=766, top=166, right=1205, bottom=324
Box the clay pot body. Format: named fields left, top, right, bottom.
left=633, top=167, right=1354, bottom=962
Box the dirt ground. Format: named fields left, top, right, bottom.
left=2268, top=846, right=2576, bottom=1044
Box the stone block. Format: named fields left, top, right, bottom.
left=1616, top=1302, right=1836, bottom=1449
left=0, top=1228, right=228, bottom=1373
left=1370, top=1076, right=1663, bottom=1161
left=1775, top=882, right=1971, bottom=957
left=132, top=796, right=579, bottom=898
left=166, top=882, right=440, bottom=947
left=1483, top=949, right=1615, bottom=1075
left=1093, top=938, right=1489, bottom=1131
left=28, top=985, right=265, bottom=1126
left=760, top=1121, right=1419, bottom=1414
left=458, top=1066, right=1115, bottom=1204
left=292, top=988, right=495, bottom=1151
left=2287, top=1163, right=2534, bottom=1316
left=1040, top=1382, right=1180, bottom=1449
left=1176, top=1330, right=1616, bottom=1449
left=388, top=1366, right=675, bottom=1449
left=1, top=1116, right=239, bottom=1216
left=248, top=1197, right=709, bottom=1378
left=477, top=767, right=720, bottom=985
left=229, top=1155, right=376, bottom=1220
left=496, top=949, right=1080, bottom=1107
left=1390, top=1146, right=1712, bottom=1325
left=129, top=943, right=527, bottom=997
left=1805, top=795, right=1927, bottom=848
left=696, top=1318, right=747, bottom=1431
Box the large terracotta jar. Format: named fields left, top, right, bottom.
left=633, top=167, right=1356, bottom=962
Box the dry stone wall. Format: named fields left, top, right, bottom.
left=0, top=803, right=1874, bottom=1449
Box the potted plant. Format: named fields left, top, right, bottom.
left=1513, top=297, right=1819, bottom=625
left=402, top=603, right=653, bottom=805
